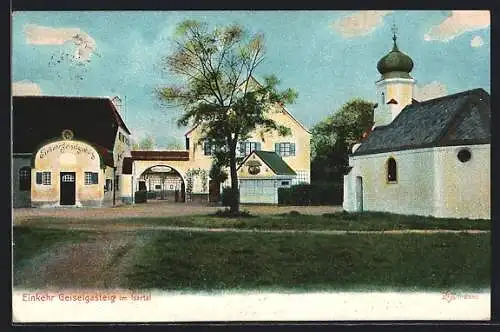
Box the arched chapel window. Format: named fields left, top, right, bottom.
left=387, top=157, right=397, bottom=183
left=19, top=167, right=31, bottom=191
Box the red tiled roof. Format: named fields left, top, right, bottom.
left=13, top=95, right=131, bottom=154
left=131, top=150, right=189, bottom=161
left=92, top=144, right=115, bottom=167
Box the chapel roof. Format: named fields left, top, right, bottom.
left=12, top=95, right=131, bottom=154
left=353, top=88, right=490, bottom=156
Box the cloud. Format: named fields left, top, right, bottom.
left=331, top=11, right=393, bottom=38
left=24, top=24, right=96, bottom=61
left=470, top=35, right=484, bottom=48
left=424, top=11, right=490, bottom=42
left=12, top=80, right=42, bottom=96
left=414, top=81, right=448, bottom=101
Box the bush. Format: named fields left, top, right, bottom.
left=221, top=186, right=239, bottom=207
left=146, top=191, right=157, bottom=200
left=135, top=190, right=147, bottom=204
left=278, top=183, right=343, bottom=206
left=214, top=208, right=254, bottom=218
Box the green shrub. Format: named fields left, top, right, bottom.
left=278, top=183, right=343, bottom=206
left=221, top=186, right=239, bottom=207
left=135, top=190, right=147, bottom=204
left=214, top=208, right=254, bottom=218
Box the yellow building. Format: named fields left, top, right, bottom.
left=13, top=80, right=311, bottom=207
left=132, top=93, right=311, bottom=204
left=13, top=96, right=132, bottom=208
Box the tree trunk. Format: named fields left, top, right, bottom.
left=229, top=153, right=239, bottom=214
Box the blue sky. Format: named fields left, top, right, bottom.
left=12, top=10, right=490, bottom=148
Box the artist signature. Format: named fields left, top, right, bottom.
left=441, top=290, right=480, bottom=303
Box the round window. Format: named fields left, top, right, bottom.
left=457, top=149, right=471, bottom=163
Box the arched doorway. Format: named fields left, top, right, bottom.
left=138, top=165, right=185, bottom=203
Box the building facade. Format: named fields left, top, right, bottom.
left=12, top=96, right=132, bottom=208
left=12, top=84, right=311, bottom=207
left=342, top=33, right=490, bottom=219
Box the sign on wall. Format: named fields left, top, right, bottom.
left=38, top=141, right=97, bottom=160
left=33, top=139, right=102, bottom=170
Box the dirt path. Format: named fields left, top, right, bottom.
left=14, top=231, right=144, bottom=289
left=17, top=222, right=489, bottom=235
left=13, top=202, right=343, bottom=225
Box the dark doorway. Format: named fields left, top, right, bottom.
left=60, top=172, right=76, bottom=206
left=181, top=181, right=186, bottom=202
left=355, top=176, right=363, bottom=212
left=209, top=180, right=221, bottom=203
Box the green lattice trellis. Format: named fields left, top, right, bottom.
left=185, top=168, right=208, bottom=197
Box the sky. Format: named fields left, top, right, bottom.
left=12, top=10, right=490, bottom=148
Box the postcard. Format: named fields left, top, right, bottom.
left=11, top=10, right=491, bottom=322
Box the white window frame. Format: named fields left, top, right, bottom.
left=277, top=142, right=296, bottom=157
left=42, top=172, right=51, bottom=185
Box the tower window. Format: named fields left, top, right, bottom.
left=381, top=92, right=385, bottom=104
left=387, top=157, right=397, bottom=183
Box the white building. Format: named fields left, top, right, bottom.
left=343, top=33, right=490, bottom=219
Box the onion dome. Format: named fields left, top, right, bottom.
left=377, top=33, right=414, bottom=79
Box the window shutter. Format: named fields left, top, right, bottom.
left=36, top=172, right=42, bottom=184
left=290, top=143, right=296, bottom=156
left=274, top=143, right=280, bottom=154
left=239, top=142, right=245, bottom=156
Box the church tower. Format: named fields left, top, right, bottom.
left=374, top=24, right=415, bottom=127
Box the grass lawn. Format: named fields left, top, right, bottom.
left=13, top=226, right=90, bottom=265
left=126, top=230, right=490, bottom=292
left=19, top=211, right=491, bottom=231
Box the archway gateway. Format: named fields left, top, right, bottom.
left=138, top=165, right=185, bottom=202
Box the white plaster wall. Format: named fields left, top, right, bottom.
left=344, top=148, right=436, bottom=216
left=344, top=144, right=491, bottom=219
left=433, top=144, right=490, bottom=219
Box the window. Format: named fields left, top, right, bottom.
left=387, top=157, right=397, bottom=183
left=19, top=167, right=31, bottom=191
left=381, top=92, right=385, bottom=104
left=281, top=181, right=290, bottom=186
left=239, top=141, right=261, bottom=157
left=85, top=172, right=98, bottom=185
left=105, top=179, right=113, bottom=192
left=155, top=184, right=161, bottom=190
left=275, top=142, right=296, bottom=157
left=185, top=137, right=190, bottom=150
left=36, top=172, right=51, bottom=185
left=203, top=141, right=216, bottom=156
left=457, top=148, right=472, bottom=163
left=62, top=174, right=75, bottom=182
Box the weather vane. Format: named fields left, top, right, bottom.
left=391, top=21, right=398, bottom=42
